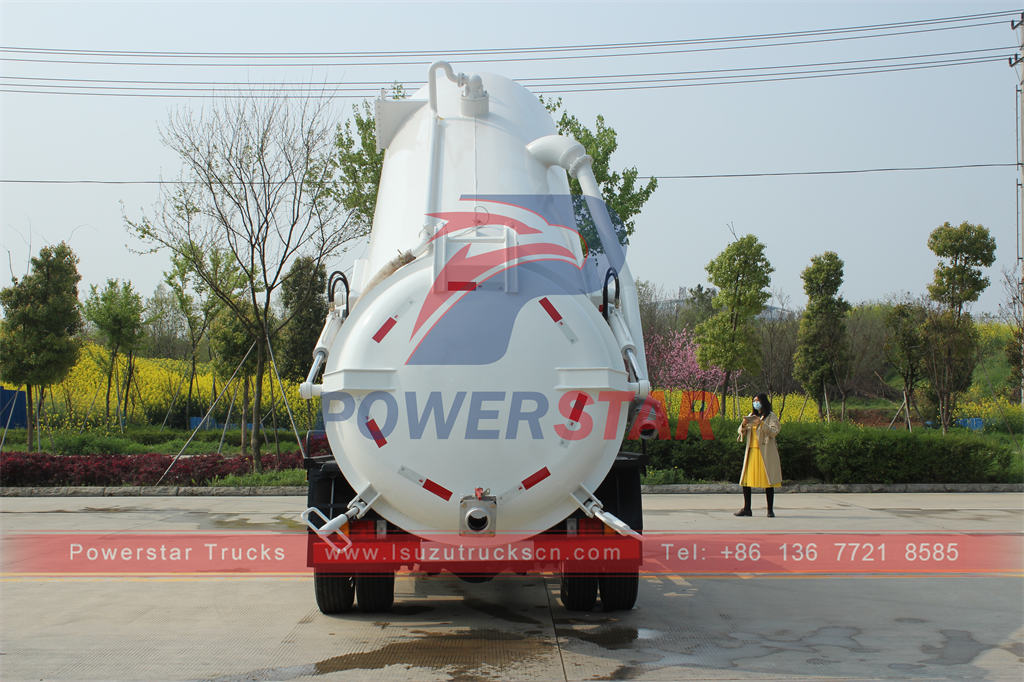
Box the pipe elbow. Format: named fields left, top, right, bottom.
left=526, top=135, right=591, bottom=177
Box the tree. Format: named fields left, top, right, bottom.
left=921, top=309, right=978, bottom=433
left=83, top=279, right=146, bottom=428
left=793, top=252, right=850, bottom=419
left=542, top=97, right=657, bottom=238
left=679, top=284, right=717, bottom=331
left=129, top=93, right=355, bottom=469
left=884, top=299, right=929, bottom=426
left=921, top=220, right=994, bottom=432
left=841, top=303, right=893, bottom=402
left=142, top=283, right=189, bottom=359
left=208, top=297, right=261, bottom=456
left=998, top=268, right=1023, bottom=403
left=0, top=242, right=83, bottom=448
left=279, top=256, right=328, bottom=381
left=636, top=280, right=682, bottom=345
left=926, top=221, right=996, bottom=319
left=754, top=291, right=800, bottom=416
left=646, top=327, right=725, bottom=392
left=326, top=86, right=406, bottom=237
left=694, top=234, right=774, bottom=414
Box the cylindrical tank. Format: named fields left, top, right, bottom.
left=320, top=66, right=645, bottom=544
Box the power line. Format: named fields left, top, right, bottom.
left=530, top=56, right=1010, bottom=93
left=1, top=55, right=1007, bottom=97
left=1, top=9, right=1017, bottom=59
left=0, top=21, right=1011, bottom=68
left=0, top=47, right=1011, bottom=89
left=1, top=164, right=1014, bottom=185
left=643, top=163, right=1016, bottom=179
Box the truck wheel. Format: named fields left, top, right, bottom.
left=314, top=572, right=355, bottom=614
left=560, top=574, right=598, bottom=611
left=599, top=573, right=639, bottom=611
left=356, top=573, right=395, bottom=612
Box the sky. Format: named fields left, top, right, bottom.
left=1, top=0, right=1022, bottom=315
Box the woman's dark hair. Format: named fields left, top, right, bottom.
left=753, top=393, right=772, bottom=417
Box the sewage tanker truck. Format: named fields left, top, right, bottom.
left=299, top=62, right=654, bottom=614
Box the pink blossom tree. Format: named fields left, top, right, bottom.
left=646, top=328, right=726, bottom=390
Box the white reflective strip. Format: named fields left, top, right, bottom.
left=556, top=319, right=578, bottom=344
left=497, top=485, right=524, bottom=504
left=398, top=465, right=427, bottom=486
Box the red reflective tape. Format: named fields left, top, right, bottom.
left=422, top=478, right=452, bottom=501
left=447, top=281, right=477, bottom=291
left=366, top=419, right=387, bottom=448
left=539, top=297, right=562, bottom=322
left=569, top=393, right=587, bottom=423
left=372, top=317, right=397, bottom=343
left=521, top=467, right=551, bottom=490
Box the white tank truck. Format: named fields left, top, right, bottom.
left=298, top=62, right=658, bottom=614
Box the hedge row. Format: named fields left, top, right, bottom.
left=0, top=451, right=303, bottom=487
left=4, top=427, right=300, bottom=455
left=636, top=420, right=1018, bottom=484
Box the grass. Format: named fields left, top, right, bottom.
left=1, top=427, right=302, bottom=456
left=208, top=469, right=307, bottom=487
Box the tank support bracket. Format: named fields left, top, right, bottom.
left=300, top=483, right=381, bottom=551
left=569, top=485, right=642, bottom=540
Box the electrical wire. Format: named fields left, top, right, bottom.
left=641, top=163, right=1017, bottom=179
left=0, top=47, right=1011, bottom=90
left=1, top=9, right=1017, bottom=59
left=0, top=21, right=1013, bottom=68
left=1, top=164, right=1015, bottom=184
left=0, top=54, right=1008, bottom=97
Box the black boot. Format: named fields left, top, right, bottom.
left=735, top=487, right=752, bottom=516
left=766, top=488, right=775, bottom=517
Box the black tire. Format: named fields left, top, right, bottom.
left=599, top=573, right=639, bottom=611
left=595, top=462, right=642, bottom=611
left=314, top=572, right=355, bottom=614
left=560, top=573, right=598, bottom=611
left=356, top=573, right=395, bottom=612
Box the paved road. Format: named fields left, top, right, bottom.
left=1, top=493, right=1021, bottom=680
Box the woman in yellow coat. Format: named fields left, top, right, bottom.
left=735, top=393, right=782, bottom=517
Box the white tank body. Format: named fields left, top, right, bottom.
left=320, top=66, right=647, bottom=544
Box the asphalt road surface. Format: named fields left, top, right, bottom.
left=1, top=493, right=1021, bottom=681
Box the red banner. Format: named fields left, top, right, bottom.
left=2, top=532, right=1019, bottom=575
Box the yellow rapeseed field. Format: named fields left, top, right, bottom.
left=44, top=342, right=320, bottom=432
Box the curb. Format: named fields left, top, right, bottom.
left=642, top=483, right=1024, bottom=494
left=0, top=486, right=309, bottom=497
left=1, top=483, right=1021, bottom=497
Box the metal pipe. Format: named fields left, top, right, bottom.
left=428, top=61, right=463, bottom=113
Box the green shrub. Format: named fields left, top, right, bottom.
left=632, top=418, right=1017, bottom=484
left=815, top=427, right=1005, bottom=483
left=209, top=469, right=307, bottom=486
left=0, top=429, right=26, bottom=446
left=49, top=432, right=143, bottom=455
left=641, top=468, right=702, bottom=485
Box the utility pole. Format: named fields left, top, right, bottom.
left=1012, top=13, right=1024, bottom=406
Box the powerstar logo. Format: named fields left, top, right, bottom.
left=405, top=194, right=627, bottom=367
left=322, top=194, right=639, bottom=445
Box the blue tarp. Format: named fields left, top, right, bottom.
left=955, top=417, right=984, bottom=431
left=0, top=386, right=27, bottom=429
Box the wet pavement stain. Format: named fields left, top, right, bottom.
left=198, top=511, right=304, bottom=531
left=463, top=597, right=541, bottom=625
left=389, top=604, right=435, bottom=616
left=1003, top=641, right=1024, bottom=659
left=207, top=628, right=553, bottom=681
left=569, top=625, right=639, bottom=650
left=920, top=629, right=989, bottom=666
left=595, top=663, right=646, bottom=680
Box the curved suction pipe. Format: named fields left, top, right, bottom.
left=428, top=61, right=466, bottom=113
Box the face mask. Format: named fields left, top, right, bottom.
left=753, top=401, right=761, bottom=411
